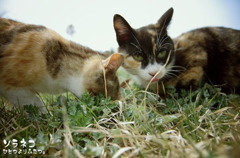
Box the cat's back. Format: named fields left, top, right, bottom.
left=174, top=27, right=240, bottom=93
left=0, top=18, right=21, bottom=30
left=0, top=18, right=49, bottom=44
left=0, top=18, right=63, bottom=88
left=174, top=27, right=240, bottom=68
left=175, top=27, right=240, bottom=51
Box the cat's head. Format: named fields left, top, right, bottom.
left=113, top=8, right=175, bottom=87
left=83, top=53, right=123, bottom=100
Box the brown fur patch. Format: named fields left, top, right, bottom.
left=16, top=25, right=46, bottom=33
left=43, top=40, right=103, bottom=78
left=168, top=27, right=240, bottom=93
left=178, top=67, right=204, bottom=87
left=0, top=32, right=46, bottom=88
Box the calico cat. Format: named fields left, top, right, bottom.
left=0, top=18, right=123, bottom=112
left=165, top=27, right=240, bottom=94
left=113, top=8, right=176, bottom=92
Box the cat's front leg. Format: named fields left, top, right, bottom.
left=158, top=66, right=204, bottom=97
left=177, top=66, right=204, bottom=88
left=0, top=88, right=46, bottom=113
left=163, top=66, right=204, bottom=91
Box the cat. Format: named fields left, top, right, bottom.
left=0, top=17, right=123, bottom=113
left=163, top=26, right=240, bottom=94
left=114, top=7, right=240, bottom=95
left=113, top=8, right=176, bottom=92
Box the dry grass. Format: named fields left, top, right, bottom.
left=0, top=76, right=240, bottom=157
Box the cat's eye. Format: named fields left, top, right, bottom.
left=133, top=55, right=143, bottom=61
left=157, top=50, right=167, bottom=58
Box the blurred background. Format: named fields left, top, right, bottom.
left=0, top=0, right=239, bottom=52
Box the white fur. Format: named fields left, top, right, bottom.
left=127, top=61, right=174, bottom=91
left=131, top=62, right=164, bottom=88
left=0, top=87, right=46, bottom=113
left=0, top=74, right=85, bottom=113
left=63, top=75, right=85, bottom=98
left=32, top=75, right=66, bottom=94
left=32, top=74, right=85, bottom=97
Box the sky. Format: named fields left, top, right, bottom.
left=0, top=0, right=240, bottom=52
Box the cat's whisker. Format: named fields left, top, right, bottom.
left=162, top=42, right=173, bottom=46
left=131, top=32, right=142, bottom=51
left=155, top=25, right=165, bottom=45
left=156, top=15, right=170, bottom=46
left=159, top=43, right=173, bottom=49
left=157, top=36, right=170, bottom=50
left=130, top=43, right=142, bottom=52
left=163, top=75, right=172, bottom=80
left=155, top=36, right=172, bottom=57
left=171, top=65, right=185, bottom=68
left=166, top=69, right=177, bottom=75
left=156, top=33, right=164, bottom=47
left=155, top=24, right=166, bottom=45
left=163, top=70, right=183, bottom=81
left=157, top=32, right=168, bottom=48
left=168, top=70, right=182, bottom=74
left=166, top=72, right=178, bottom=78
left=167, top=69, right=184, bottom=76
left=170, top=67, right=186, bottom=72
left=162, top=76, right=173, bottom=80
left=158, top=45, right=173, bottom=50
left=158, top=32, right=168, bottom=43
left=161, top=73, right=176, bottom=81
left=167, top=71, right=179, bottom=75
left=171, top=65, right=186, bottom=69
left=155, top=29, right=161, bottom=47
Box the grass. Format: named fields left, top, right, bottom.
left=0, top=70, right=240, bottom=158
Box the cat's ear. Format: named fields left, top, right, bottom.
left=113, top=14, right=134, bottom=45
left=103, top=53, right=124, bottom=72
left=156, top=8, right=174, bottom=31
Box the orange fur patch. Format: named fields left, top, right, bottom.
left=0, top=30, right=47, bottom=88
left=179, top=67, right=204, bottom=86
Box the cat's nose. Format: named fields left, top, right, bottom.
left=149, top=72, right=157, bottom=77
